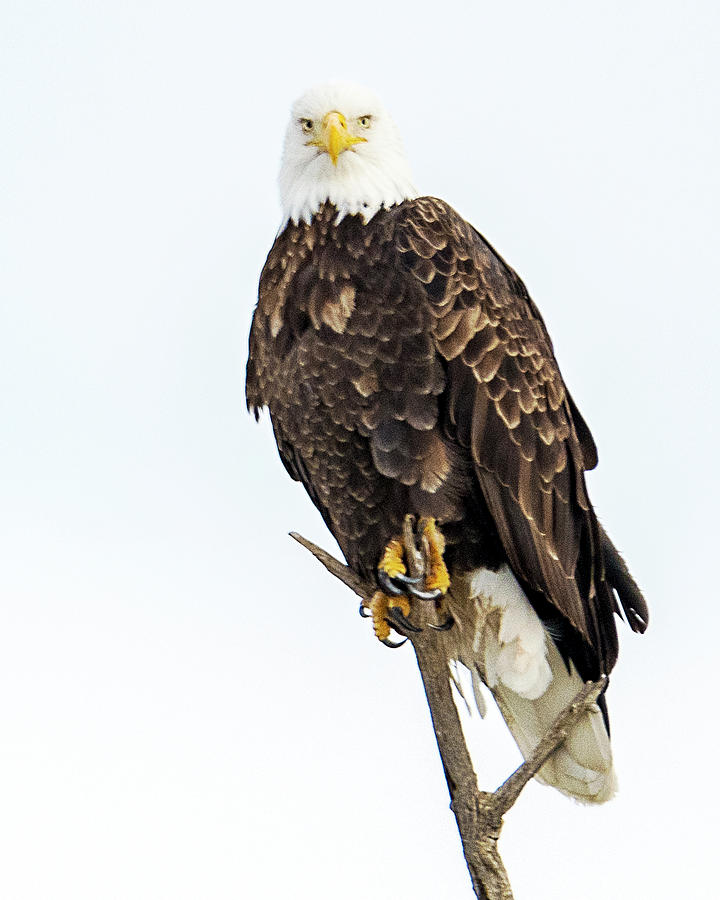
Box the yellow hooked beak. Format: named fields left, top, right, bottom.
left=309, top=111, right=366, bottom=165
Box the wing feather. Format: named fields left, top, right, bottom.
left=395, top=197, right=623, bottom=672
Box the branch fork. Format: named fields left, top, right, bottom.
left=290, top=522, right=606, bottom=900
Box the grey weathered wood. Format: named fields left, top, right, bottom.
left=290, top=527, right=605, bottom=900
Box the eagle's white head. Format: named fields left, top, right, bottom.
left=279, top=83, right=418, bottom=227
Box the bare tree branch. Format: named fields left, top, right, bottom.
left=290, top=528, right=605, bottom=900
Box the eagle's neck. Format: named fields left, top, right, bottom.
left=279, top=148, right=417, bottom=229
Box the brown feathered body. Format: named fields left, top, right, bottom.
left=246, top=199, right=646, bottom=691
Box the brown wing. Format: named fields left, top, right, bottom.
left=395, top=197, right=622, bottom=672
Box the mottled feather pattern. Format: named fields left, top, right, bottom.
left=392, top=198, right=623, bottom=667
left=247, top=204, right=458, bottom=579
left=246, top=198, right=647, bottom=677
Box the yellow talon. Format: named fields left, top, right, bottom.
left=388, top=594, right=411, bottom=617
left=367, top=591, right=412, bottom=643
left=369, top=591, right=390, bottom=642
left=421, top=517, right=451, bottom=594
left=366, top=522, right=452, bottom=646
left=378, top=537, right=407, bottom=579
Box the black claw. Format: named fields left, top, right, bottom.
left=381, top=636, right=408, bottom=648
left=428, top=614, right=455, bottom=632
left=394, top=572, right=422, bottom=585
left=408, top=585, right=444, bottom=602
left=387, top=606, right=422, bottom=633
left=359, top=603, right=371, bottom=618
left=377, top=570, right=404, bottom=596
left=377, top=569, right=421, bottom=597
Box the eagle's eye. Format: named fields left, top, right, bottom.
left=299, top=118, right=314, bottom=134
left=358, top=115, right=372, bottom=129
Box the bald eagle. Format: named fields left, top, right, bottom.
left=246, top=83, right=647, bottom=803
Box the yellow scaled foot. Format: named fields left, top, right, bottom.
left=378, top=537, right=407, bottom=580
left=420, top=517, right=451, bottom=595
left=367, top=590, right=412, bottom=644
left=366, top=522, right=454, bottom=645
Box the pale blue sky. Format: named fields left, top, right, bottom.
left=2, top=2, right=719, bottom=898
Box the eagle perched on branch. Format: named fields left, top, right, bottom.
left=246, top=83, right=648, bottom=803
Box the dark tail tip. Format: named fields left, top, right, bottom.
left=599, top=523, right=649, bottom=634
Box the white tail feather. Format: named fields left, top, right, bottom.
left=449, top=565, right=616, bottom=804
